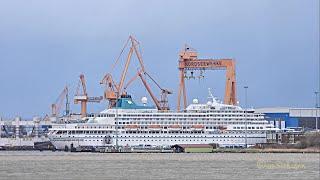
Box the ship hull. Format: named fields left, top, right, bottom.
left=49, top=129, right=267, bottom=150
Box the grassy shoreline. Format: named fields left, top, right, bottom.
left=211, top=148, right=320, bottom=153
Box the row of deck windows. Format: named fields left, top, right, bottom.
left=233, top=126, right=264, bottom=130
left=80, top=134, right=246, bottom=138
left=83, top=139, right=236, bottom=142
left=73, top=121, right=266, bottom=129
left=117, top=117, right=262, bottom=121
left=118, top=118, right=264, bottom=123
left=117, top=112, right=259, bottom=117
left=58, top=130, right=263, bottom=137
left=90, top=113, right=262, bottom=118
left=116, top=121, right=264, bottom=125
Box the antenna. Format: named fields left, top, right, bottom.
left=208, top=88, right=214, bottom=99
left=65, top=87, right=70, bottom=116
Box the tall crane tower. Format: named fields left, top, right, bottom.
left=177, top=45, right=237, bottom=111
left=74, top=74, right=103, bottom=117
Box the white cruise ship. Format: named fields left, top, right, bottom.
left=48, top=90, right=275, bottom=150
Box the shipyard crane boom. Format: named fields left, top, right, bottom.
left=123, top=70, right=141, bottom=94
left=137, top=71, right=162, bottom=110
left=130, top=36, right=146, bottom=72
left=74, top=74, right=103, bottom=117
left=143, top=71, right=172, bottom=110
left=100, top=36, right=157, bottom=109
left=118, top=46, right=134, bottom=95
left=177, top=45, right=237, bottom=111
left=51, top=86, right=69, bottom=117
left=117, top=36, right=146, bottom=96
left=123, top=69, right=172, bottom=111
left=127, top=36, right=172, bottom=110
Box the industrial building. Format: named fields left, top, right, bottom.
left=0, top=117, right=52, bottom=148
left=256, top=107, right=320, bottom=130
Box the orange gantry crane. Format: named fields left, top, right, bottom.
left=74, top=74, right=103, bottom=117
left=100, top=36, right=172, bottom=110
left=51, top=86, right=69, bottom=117
left=177, top=45, right=237, bottom=111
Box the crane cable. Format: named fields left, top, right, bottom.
left=110, top=37, right=130, bottom=72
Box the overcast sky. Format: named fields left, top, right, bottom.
left=0, top=0, right=319, bottom=118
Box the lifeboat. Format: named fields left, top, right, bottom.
left=218, top=126, right=227, bottom=130
left=168, top=124, right=181, bottom=131
left=191, top=125, right=204, bottom=129
left=169, top=125, right=180, bottom=128
left=124, top=125, right=139, bottom=130
left=148, top=125, right=161, bottom=131
left=148, top=125, right=161, bottom=129
left=191, top=124, right=204, bottom=131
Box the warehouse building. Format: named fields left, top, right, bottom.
left=256, top=107, right=320, bottom=130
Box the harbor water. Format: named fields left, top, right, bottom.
left=0, top=151, right=319, bottom=180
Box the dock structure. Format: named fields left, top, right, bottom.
left=171, top=144, right=218, bottom=153
left=0, top=116, right=52, bottom=149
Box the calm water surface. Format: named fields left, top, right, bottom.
left=0, top=151, right=319, bottom=180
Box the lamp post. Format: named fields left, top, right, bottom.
left=115, top=106, right=119, bottom=151
left=244, top=86, right=248, bottom=148
left=315, top=91, right=319, bottom=131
